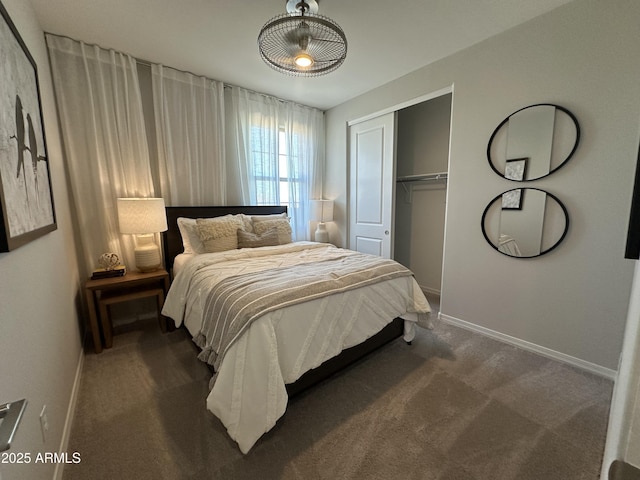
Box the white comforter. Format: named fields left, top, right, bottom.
left=162, top=242, right=432, bottom=453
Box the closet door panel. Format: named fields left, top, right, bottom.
left=349, top=112, right=395, bottom=258
left=354, top=236, right=383, bottom=257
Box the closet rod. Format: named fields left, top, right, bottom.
left=396, top=172, right=448, bottom=183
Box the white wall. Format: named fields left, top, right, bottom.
left=326, top=0, right=640, bottom=371
left=0, top=1, right=83, bottom=479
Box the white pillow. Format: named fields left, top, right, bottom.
left=177, top=217, right=200, bottom=254
left=178, top=214, right=285, bottom=253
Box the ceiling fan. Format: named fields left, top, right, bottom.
left=258, top=0, right=347, bottom=77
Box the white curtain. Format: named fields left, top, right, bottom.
left=226, top=87, right=324, bottom=240
left=48, top=34, right=324, bottom=273
left=151, top=66, right=226, bottom=206
left=282, top=99, right=325, bottom=240
left=47, top=35, right=155, bottom=275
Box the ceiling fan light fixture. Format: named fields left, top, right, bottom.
left=258, top=1, right=347, bottom=77
left=294, top=52, right=314, bottom=67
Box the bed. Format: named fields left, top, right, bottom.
left=161, top=205, right=432, bottom=453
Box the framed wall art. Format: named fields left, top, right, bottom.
left=504, top=157, right=528, bottom=182
left=502, top=188, right=523, bottom=210
left=0, top=0, right=56, bottom=252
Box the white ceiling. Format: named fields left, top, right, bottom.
left=30, top=0, right=574, bottom=110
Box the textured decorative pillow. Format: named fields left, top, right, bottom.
left=237, top=227, right=280, bottom=248
left=196, top=216, right=243, bottom=253
left=253, top=218, right=292, bottom=244
left=248, top=213, right=288, bottom=233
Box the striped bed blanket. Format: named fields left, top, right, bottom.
left=194, top=247, right=413, bottom=371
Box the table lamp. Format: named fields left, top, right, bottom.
left=117, top=198, right=168, bottom=272
left=310, top=199, right=334, bottom=243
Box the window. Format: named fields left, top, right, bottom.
left=250, top=127, right=303, bottom=212
left=235, top=88, right=323, bottom=241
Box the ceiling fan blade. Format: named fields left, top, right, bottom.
left=307, top=37, right=345, bottom=44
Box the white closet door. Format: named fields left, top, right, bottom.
left=348, top=112, right=396, bottom=258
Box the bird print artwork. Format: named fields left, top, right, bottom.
left=11, top=95, right=27, bottom=180
left=0, top=2, right=56, bottom=250
left=0, top=81, right=54, bottom=244
left=9, top=94, right=48, bottom=210
left=27, top=112, right=47, bottom=195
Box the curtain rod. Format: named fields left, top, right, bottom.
left=45, top=32, right=323, bottom=113
left=139, top=61, right=321, bottom=112
left=135, top=58, right=321, bottom=112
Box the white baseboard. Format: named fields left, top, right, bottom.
left=419, top=284, right=441, bottom=297
left=53, top=347, right=84, bottom=480
left=438, top=312, right=617, bottom=380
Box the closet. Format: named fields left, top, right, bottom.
left=348, top=91, right=451, bottom=295
left=394, top=93, right=451, bottom=297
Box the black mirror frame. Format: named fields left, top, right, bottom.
left=481, top=188, right=570, bottom=259
left=487, top=103, right=581, bottom=181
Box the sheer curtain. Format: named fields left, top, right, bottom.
left=47, top=35, right=155, bottom=275
left=48, top=35, right=324, bottom=272
left=226, top=86, right=324, bottom=240
left=282, top=100, right=325, bottom=240
left=151, top=66, right=226, bottom=206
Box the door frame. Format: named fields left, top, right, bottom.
left=347, top=85, right=453, bottom=128
left=346, top=85, right=454, bottom=278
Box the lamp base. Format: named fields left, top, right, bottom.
left=314, top=222, right=329, bottom=243
left=134, top=234, right=161, bottom=272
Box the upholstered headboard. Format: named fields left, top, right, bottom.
left=162, top=205, right=288, bottom=275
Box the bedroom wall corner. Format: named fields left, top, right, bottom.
left=0, top=1, right=83, bottom=479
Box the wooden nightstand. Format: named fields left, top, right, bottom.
left=84, top=269, right=170, bottom=353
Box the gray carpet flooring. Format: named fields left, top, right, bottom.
left=62, top=311, right=613, bottom=480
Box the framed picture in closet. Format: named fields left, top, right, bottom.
left=502, top=188, right=523, bottom=210
left=504, top=157, right=528, bottom=182
left=0, top=0, right=56, bottom=252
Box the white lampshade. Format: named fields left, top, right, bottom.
left=310, top=199, right=334, bottom=223
left=117, top=198, right=167, bottom=272
left=117, top=198, right=168, bottom=234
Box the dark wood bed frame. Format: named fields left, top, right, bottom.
left=162, top=205, right=405, bottom=397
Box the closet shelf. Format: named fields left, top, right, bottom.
left=396, top=172, right=448, bottom=183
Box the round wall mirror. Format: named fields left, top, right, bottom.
left=487, top=104, right=580, bottom=181
left=481, top=188, right=569, bottom=258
